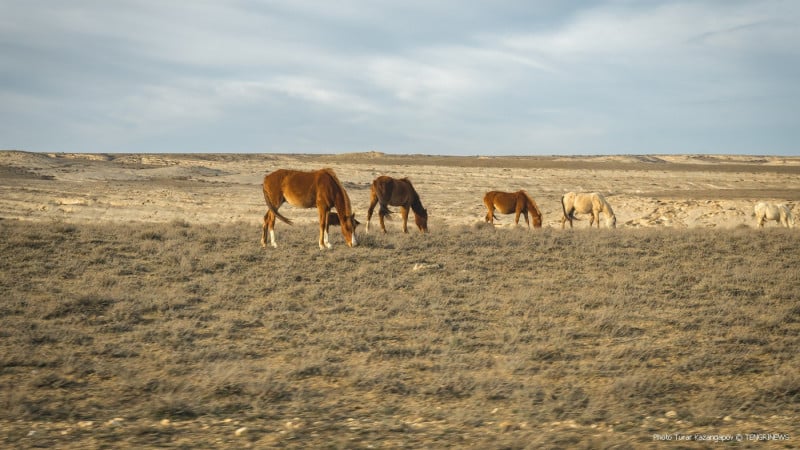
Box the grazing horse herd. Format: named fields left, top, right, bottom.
left=262, top=168, right=795, bottom=249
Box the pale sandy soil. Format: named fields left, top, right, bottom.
left=1, top=151, right=798, bottom=231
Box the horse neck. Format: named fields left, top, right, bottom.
left=334, top=192, right=352, bottom=216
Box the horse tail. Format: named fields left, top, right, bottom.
left=561, top=194, right=577, bottom=221
left=262, top=181, right=292, bottom=225
left=372, top=177, right=393, bottom=219
left=483, top=192, right=497, bottom=222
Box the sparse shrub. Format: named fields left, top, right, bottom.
left=152, top=395, right=201, bottom=419
left=755, top=371, right=800, bottom=405
left=171, top=218, right=191, bottom=228
left=44, top=294, right=113, bottom=319
left=140, top=230, right=163, bottom=241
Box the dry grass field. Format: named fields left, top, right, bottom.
left=1, top=151, right=799, bottom=448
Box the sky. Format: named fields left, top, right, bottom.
left=1, top=1, right=798, bottom=156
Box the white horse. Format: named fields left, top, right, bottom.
left=754, top=202, right=795, bottom=228
left=561, top=192, right=616, bottom=229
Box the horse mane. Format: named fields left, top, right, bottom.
left=403, top=178, right=427, bottom=217
left=322, top=168, right=353, bottom=215
left=599, top=194, right=615, bottom=216
left=520, top=190, right=542, bottom=217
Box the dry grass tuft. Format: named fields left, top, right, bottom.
left=1, top=220, right=798, bottom=447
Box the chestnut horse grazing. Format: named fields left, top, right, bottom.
left=754, top=202, right=795, bottom=228
left=561, top=192, right=616, bottom=229
left=261, top=168, right=358, bottom=249
left=366, top=176, right=428, bottom=233
left=483, top=190, right=543, bottom=229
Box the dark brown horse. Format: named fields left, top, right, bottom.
left=262, top=168, right=358, bottom=249
left=483, top=190, right=543, bottom=229
left=366, top=176, right=428, bottom=233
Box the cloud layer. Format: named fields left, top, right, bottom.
left=1, top=1, right=797, bottom=154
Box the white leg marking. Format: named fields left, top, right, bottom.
left=324, top=230, right=332, bottom=249
left=269, top=230, right=277, bottom=248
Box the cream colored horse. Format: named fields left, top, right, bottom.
left=561, top=192, right=616, bottom=229
left=754, top=202, right=795, bottom=228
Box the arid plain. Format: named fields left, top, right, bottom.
left=1, top=151, right=799, bottom=449
left=1, top=151, right=799, bottom=229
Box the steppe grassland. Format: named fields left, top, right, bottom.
left=1, top=218, right=799, bottom=448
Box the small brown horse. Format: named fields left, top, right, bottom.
left=262, top=168, right=358, bottom=249
left=325, top=211, right=360, bottom=233
left=366, top=176, right=428, bottom=233
left=483, top=190, right=543, bottom=228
